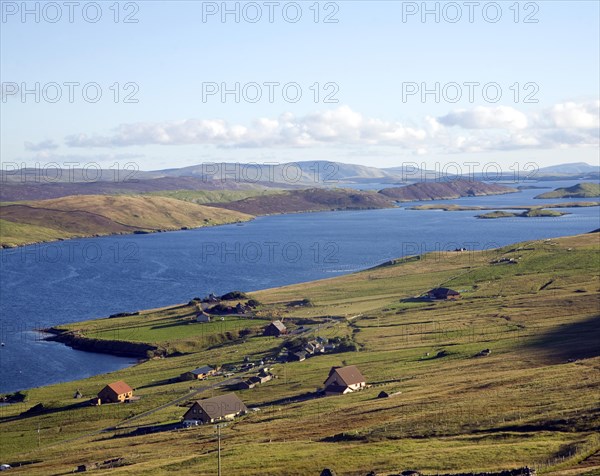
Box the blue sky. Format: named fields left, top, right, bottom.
left=1, top=0, right=599, bottom=172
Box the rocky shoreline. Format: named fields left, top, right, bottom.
left=43, top=327, right=163, bottom=359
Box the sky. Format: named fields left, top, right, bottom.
left=1, top=0, right=599, bottom=173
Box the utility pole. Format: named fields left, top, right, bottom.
left=217, top=424, right=221, bottom=476
left=215, top=423, right=227, bottom=476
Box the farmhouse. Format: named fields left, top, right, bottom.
left=426, top=287, right=461, bottom=300
left=323, top=365, right=366, bottom=396
left=97, top=381, right=133, bottom=404
left=180, top=365, right=216, bottom=381
left=263, top=320, right=287, bottom=337
left=183, top=393, right=247, bottom=426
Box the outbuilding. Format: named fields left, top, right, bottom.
left=263, top=320, right=287, bottom=337
left=426, top=287, right=461, bottom=300
left=181, top=365, right=216, bottom=381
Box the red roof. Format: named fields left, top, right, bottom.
left=104, top=380, right=132, bottom=395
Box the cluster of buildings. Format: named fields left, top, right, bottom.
left=95, top=363, right=367, bottom=429
left=182, top=364, right=367, bottom=426
left=235, top=367, right=274, bottom=390
left=280, top=336, right=337, bottom=363
left=93, top=311, right=370, bottom=429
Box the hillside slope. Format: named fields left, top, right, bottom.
left=1, top=233, right=598, bottom=475
left=535, top=182, right=600, bottom=199
left=379, top=180, right=517, bottom=201
left=0, top=195, right=253, bottom=247
left=210, top=188, right=395, bottom=215
left=0, top=177, right=284, bottom=202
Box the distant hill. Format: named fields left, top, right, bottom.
left=537, top=162, right=599, bottom=175
left=535, top=182, right=600, bottom=199
left=0, top=195, right=252, bottom=247
left=210, top=188, right=395, bottom=215
left=4, top=161, right=597, bottom=202
left=158, top=160, right=406, bottom=185
left=0, top=177, right=284, bottom=202
left=0, top=167, right=163, bottom=183
left=378, top=180, right=518, bottom=202
left=0, top=161, right=440, bottom=202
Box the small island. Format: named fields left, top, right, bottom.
left=407, top=201, right=600, bottom=220
left=410, top=201, right=599, bottom=212
left=378, top=180, right=517, bottom=202
left=535, top=182, right=600, bottom=199
left=477, top=209, right=569, bottom=219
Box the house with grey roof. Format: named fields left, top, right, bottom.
left=183, top=393, right=247, bottom=426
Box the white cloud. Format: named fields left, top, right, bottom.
left=24, top=139, right=59, bottom=151
left=65, top=106, right=430, bottom=149
left=62, top=101, right=599, bottom=154
left=534, top=100, right=600, bottom=129
left=437, top=106, right=529, bottom=130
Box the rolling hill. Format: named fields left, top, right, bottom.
left=537, top=162, right=599, bottom=175
left=379, top=180, right=518, bottom=201
left=4, top=161, right=598, bottom=202
left=535, top=182, right=600, bottom=199
left=0, top=177, right=286, bottom=202
left=0, top=195, right=252, bottom=247
left=210, top=188, right=395, bottom=215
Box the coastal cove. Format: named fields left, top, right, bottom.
left=1, top=180, right=599, bottom=394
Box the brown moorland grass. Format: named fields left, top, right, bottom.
left=0, top=194, right=253, bottom=247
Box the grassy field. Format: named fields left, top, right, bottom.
left=0, top=195, right=253, bottom=247
left=148, top=189, right=283, bottom=205
left=0, top=219, right=76, bottom=246
left=0, top=233, right=599, bottom=475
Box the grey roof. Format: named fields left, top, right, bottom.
left=190, top=365, right=214, bottom=375
left=193, top=393, right=247, bottom=420
left=428, top=287, right=460, bottom=297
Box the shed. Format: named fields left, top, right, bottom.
left=426, top=287, right=461, bottom=300
left=181, top=365, right=216, bottom=381
left=263, top=320, right=287, bottom=337
left=289, top=351, right=307, bottom=362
